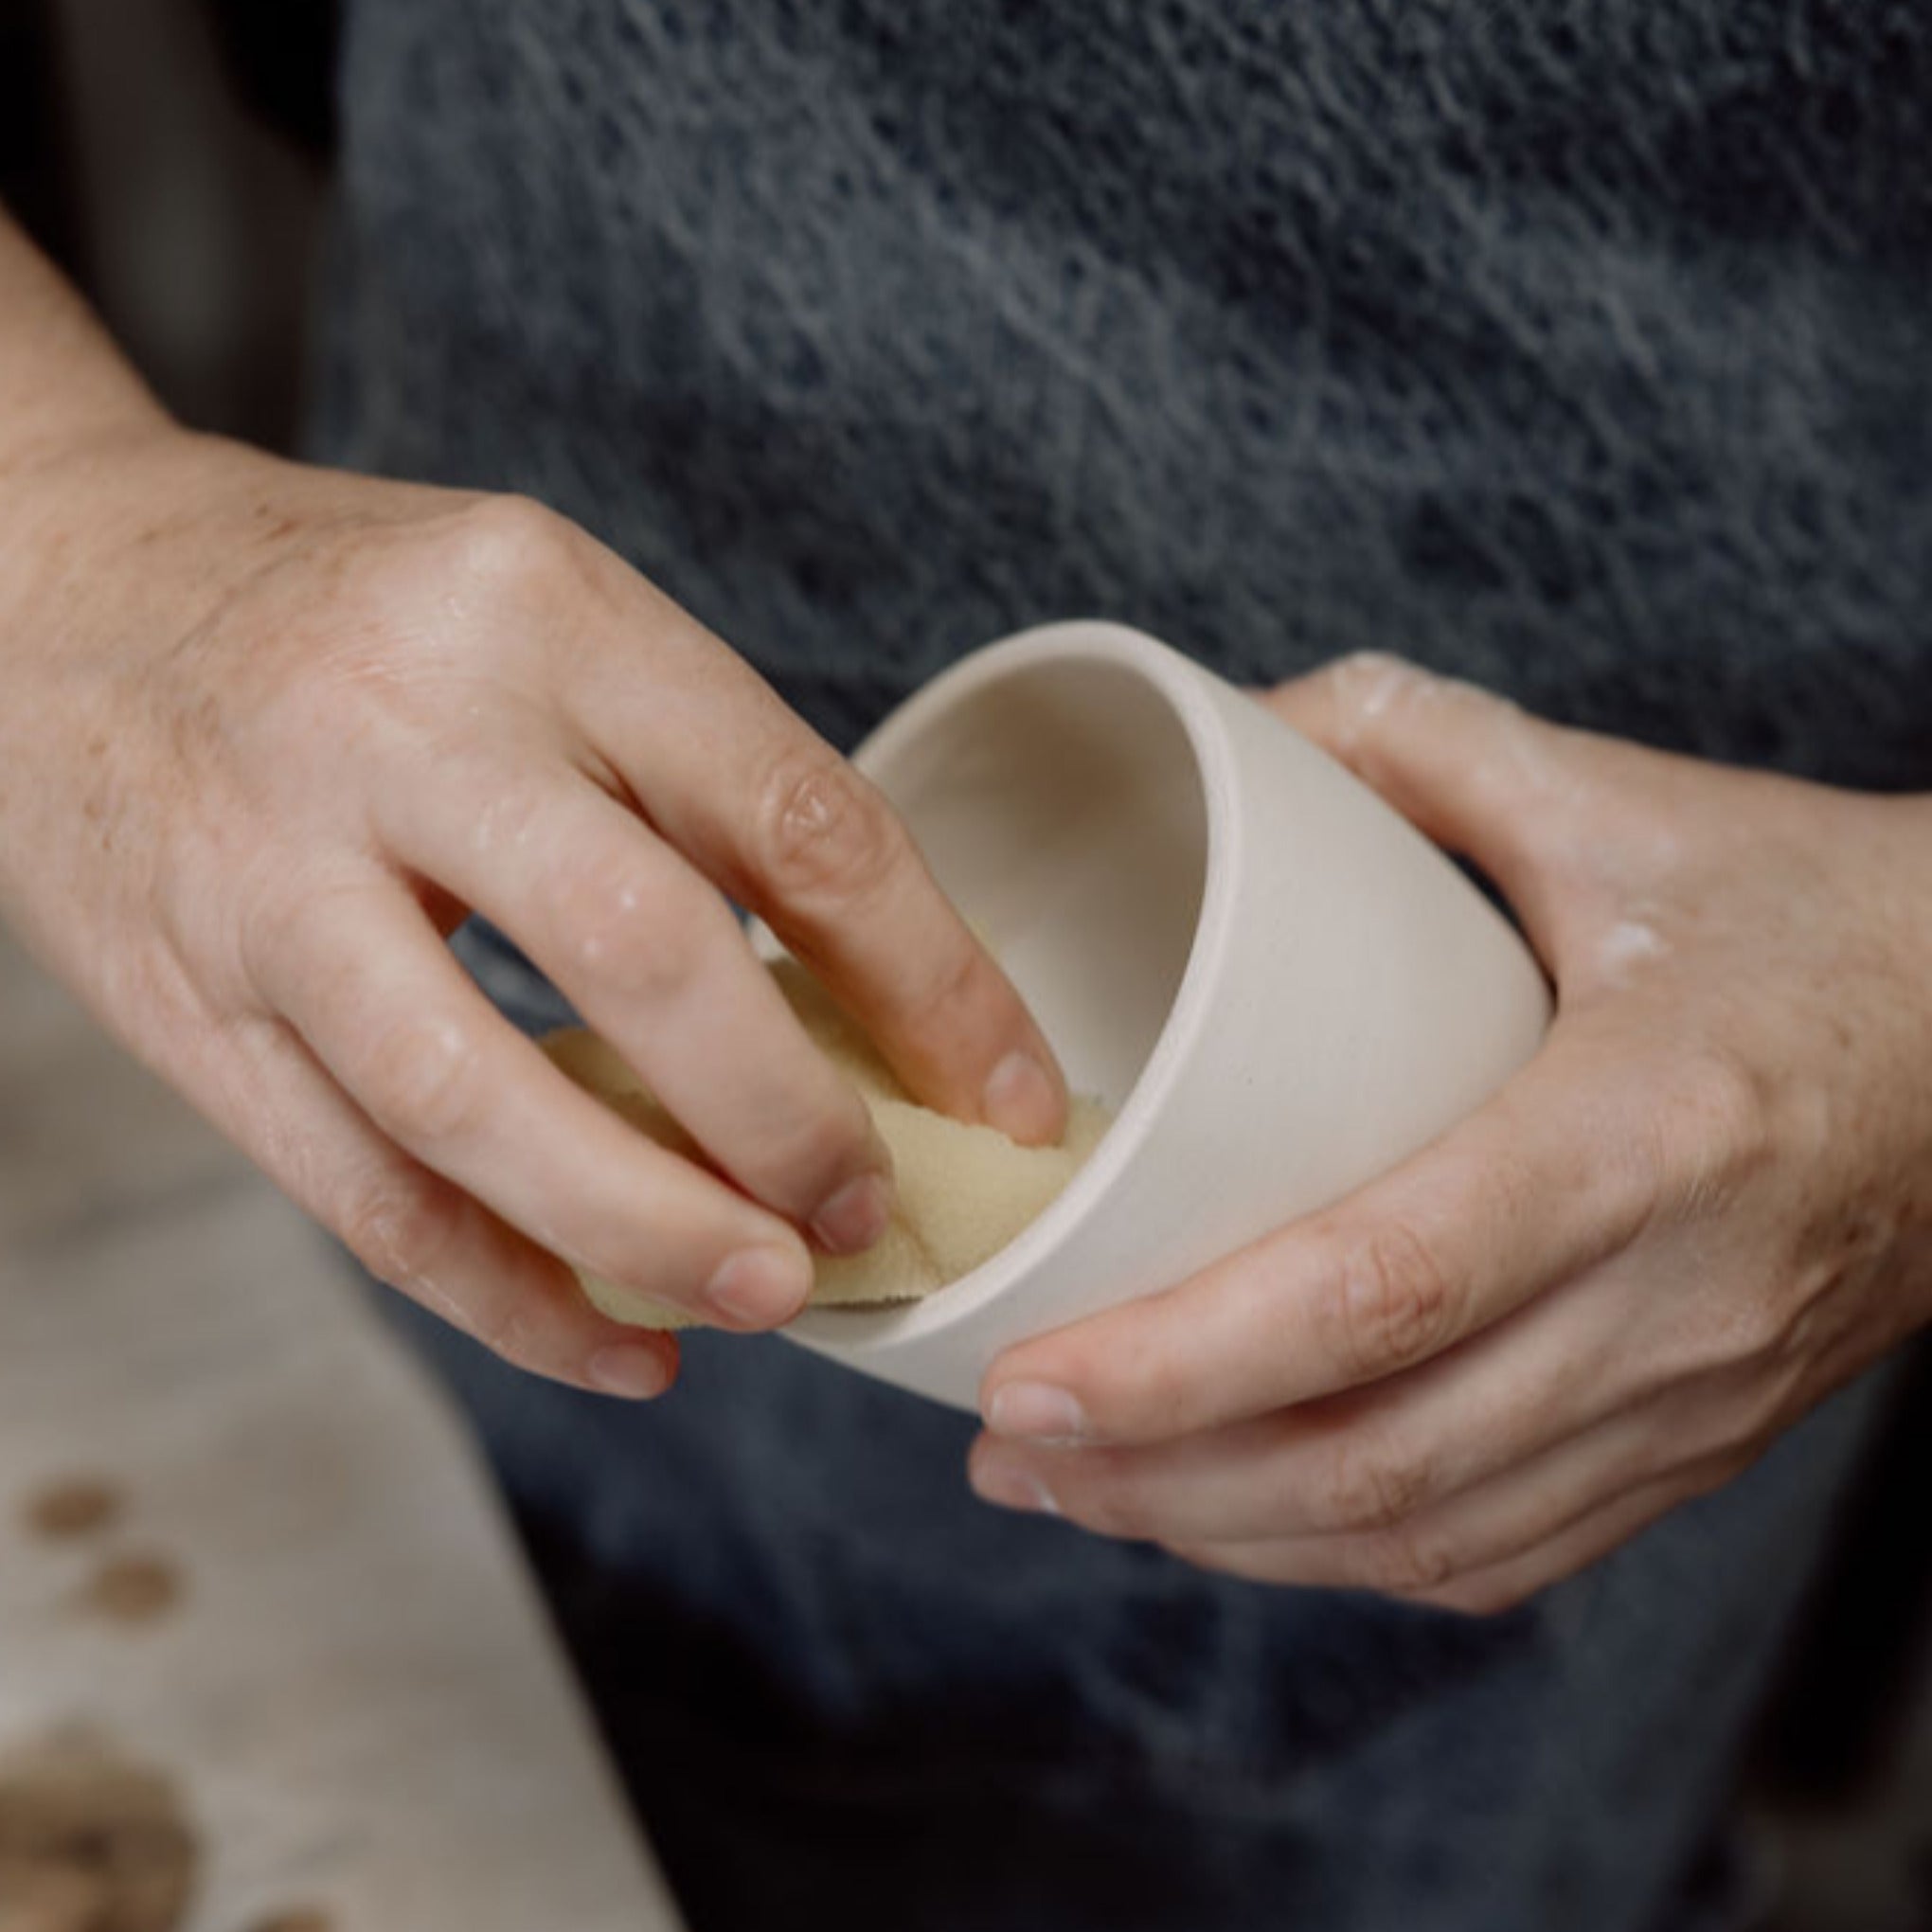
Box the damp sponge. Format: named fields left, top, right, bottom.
left=542, top=958, right=1114, bottom=1329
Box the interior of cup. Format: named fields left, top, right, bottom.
left=774, top=639, right=1220, bottom=1350
left=862, top=653, right=1210, bottom=1119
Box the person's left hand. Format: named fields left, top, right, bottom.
left=967, top=653, right=1932, bottom=1614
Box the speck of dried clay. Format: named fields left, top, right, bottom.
left=1596, top=919, right=1669, bottom=984
left=0, top=1728, right=198, bottom=1932
left=76, top=1553, right=186, bottom=1628
left=22, top=1477, right=125, bottom=1543
left=245, top=1911, right=335, bottom=1932
left=1330, top=652, right=1418, bottom=752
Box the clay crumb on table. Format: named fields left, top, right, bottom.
left=0, top=1728, right=198, bottom=1932
left=20, top=1479, right=125, bottom=1544
left=73, top=1554, right=185, bottom=1629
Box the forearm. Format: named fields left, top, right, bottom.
left=0, top=206, right=234, bottom=723
left=0, top=206, right=172, bottom=486
left=0, top=208, right=212, bottom=939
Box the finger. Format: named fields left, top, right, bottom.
left=1408, top=1462, right=1744, bottom=1616
left=555, top=587, right=1070, bottom=1144
left=1255, top=653, right=1579, bottom=940
left=386, top=763, right=894, bottom=1252
left=202, top=1009, right=678, bottom=1396
left=244, top=870, right=815, bottom=1329
left=981, top=1029, right=1655, bottom=1447
left=968, top=1349, right=1567, bottom=1548
left=1161, top=1428, right=1744, bottom=1611
left=971, top=1241, right=1707, bottom=1544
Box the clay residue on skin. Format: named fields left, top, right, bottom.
left=1595, top=917, right=1670, bottom=985
left=1327, top=651, right=1556, bottom=798
left=1328, top=650, right=1417, bottom=751
left=0, top=1729, right=198, bottom=1932
left=22, top=1479, right=126, bottom=1545
left=74, top=1555, right=185, bottom=1630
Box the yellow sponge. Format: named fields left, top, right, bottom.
left=542, top=958, right=1113, bottom=1329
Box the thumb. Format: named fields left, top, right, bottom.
left=1257, top=653, right=1579, bottom=934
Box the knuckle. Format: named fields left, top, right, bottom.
left=1329, top=650, right=1422, bottom=707
left=1656, top=1046, right=1772, bottom=1210
left=341, top=1174, right=459, bottom=1291
left=365, top=1015, right=488, bottom=1145
left=445, top=493, right=581, bottom=595
left=1065, top=1453, right=1144, bottom=1538
left=236, top=864, right=353, bottom=997
left=1320, top=1432, right=1433, bottom=1532
left=1360, top=1525, right=1463, bottom=1598
left=1732, top=1279, right=1806, bottom=1368
left=1648, top=1293, right=1805, bottom=1451
left=906, top=931, right=992, bottom=1033
left=1316, top=1224, right=1463, bottom=1383
left=1673, top=1297, right=1778, bottom=1387
left=548, top=853, right=706, bottom=1000
left=471, top=1291, right=546, bottom=1373
left=1082, top=1333, right=1196, bottom=1441
left=764, top=1100, right=877, bottom=1203
left=754, top=754, right=906, bottom=904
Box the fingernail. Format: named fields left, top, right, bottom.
left=705, top=1243, right=814, bottom=1328
left=986, top=1381, right=1088, bottom=1444
left=982, top=1049, right=1061, bottom=1143
left=586, top=1343, right=673, bottom=1400
left=970, top=1450, right=1061, bottom=1516
left=809, top=1171, right=894, bottom=1255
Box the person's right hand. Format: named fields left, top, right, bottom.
left=0, top=424, right=1067, bottom=1396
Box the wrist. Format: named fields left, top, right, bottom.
left=0, top=422, right=241, bottom=645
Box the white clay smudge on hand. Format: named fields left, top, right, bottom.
left=1595, top=917, right=1670, bottom=985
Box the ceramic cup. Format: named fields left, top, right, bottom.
left=768, top=620, right=1552, bottom=1411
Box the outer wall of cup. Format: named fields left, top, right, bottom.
left=783, top=623, right=1553, bottom=1411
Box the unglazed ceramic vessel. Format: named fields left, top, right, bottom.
left=766, top=621, right=1552, bottom=1411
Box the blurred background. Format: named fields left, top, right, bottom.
left=0, top=0, right=333, bottom=444
left=1, top=3, right=1929, bottom=1926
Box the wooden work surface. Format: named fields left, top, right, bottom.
left=0, top=925, right=687, bottom=1932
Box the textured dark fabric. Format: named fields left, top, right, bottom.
left=314, top=0, right=1932, bottom=778
left=307, top=7, right=1932, bottom=1930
